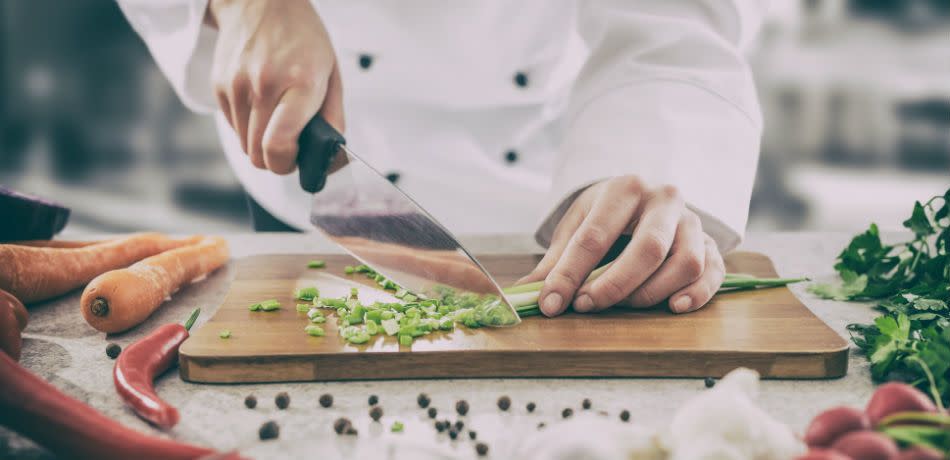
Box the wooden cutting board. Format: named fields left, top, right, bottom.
left=179, top=252, right=848, bottom=383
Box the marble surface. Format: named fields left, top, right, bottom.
left=1, top=232, right=886, bottom=459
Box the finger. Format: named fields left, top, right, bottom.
left=261, top=81, right=325, bottom=175
left=621, top=212, right=705, bottom=309
left=574, top=185, right=682, bottom=312
left=668, top=236, right=725, bottom=314
left=246, top=67, right=283, bottom=173
left=320, top=63, right=345, bottom=133
left=216, top=90, right=234, bottom=130
left=515, top=198, right=586, bottom=285
left=540, top=177, right=643, bottom=316
left=229, top=74, right=254, bottom=163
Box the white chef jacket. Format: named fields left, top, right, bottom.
left=118, top=0, right=764, bottom=251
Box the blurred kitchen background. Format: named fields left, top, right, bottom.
left=0, top=0, right=947, bottom=235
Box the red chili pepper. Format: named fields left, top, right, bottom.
left=0, top=350, right=215, bottom=460
left=114, top=307, right=200, bottom=429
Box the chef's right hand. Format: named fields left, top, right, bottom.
left=206, top=0, right=344, bottom=175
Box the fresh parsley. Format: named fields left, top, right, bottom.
left=810, top=188, right=950, bottom=408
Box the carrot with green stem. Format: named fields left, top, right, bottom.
left=0, top=233, right=202, bottom=304
left=81, top=237, right=229, bottom=333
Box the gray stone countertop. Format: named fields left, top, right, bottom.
left=1, top=232, right=886, bottom=459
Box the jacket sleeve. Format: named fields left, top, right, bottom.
left=536, top=0, right=766, bottom=252
left=116, top=0, right=218, bottom=113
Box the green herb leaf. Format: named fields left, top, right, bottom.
left=307, top=260, right=327, bottom=269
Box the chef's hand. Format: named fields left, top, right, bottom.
left=206, top=0, right=344, bottom=175
left=519, top=177, right=726, bottom=317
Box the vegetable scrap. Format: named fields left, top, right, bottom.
left=304, top=325, right=325, bottom=337
left=390, top=421, right=404, bottom=433
left=294, top=287, right=319, bottom=301
left=307, top=260, right=327, bottom=269
left=218, top=329, right=231, bottom=339
left=809, top=188, right=949, bottom=408
left=258, top=421, right=279, bottom=440
left=275, top=392, right=290, bottom=410
left=105, top=343, right=121, bottom=359
left=244, top=395, right=257, bottom=409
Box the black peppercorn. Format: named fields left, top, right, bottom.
left=244, top=395, right=257, bottom=409
left=562, top=408, right=573, bottom=418
left=538, top=422, right=546, bottom=429
left=454, top=420, right=464, bottom=431
left=620, top=409, right=631, bottom=422
left=468, top=430, right=477, bottom=440
left=258, top=420, right=279, bottom=440
left=705, top=377, right=716, bottom=388
left=105, top=343, right=121, bottom=359
left=427, top=407, right=437, bottom=419
left=455, top=400, right=469, bottom=416
left=275, top=392, right=290, bottom=409
left=417, top=393, right=431, bottom=408
left=582, top=398, right=591, bottom=410
left=497, top=395, right=511, bottom=411
left=435, top=420, right=446, bottom=432
left=369, top=406, right=383, bottom=421
left=448, top=429, right=458, bottom=440
left=319, top=393, right=333, bottom=408
left=334, top=417, right=351, bottom=434
left=345, top=426, right=358, bottom=436
left=368, top=394, right=379, bottom=406
left=475, top=442, right=489, bottom=456
left=526, top=402, right=536, bottom=413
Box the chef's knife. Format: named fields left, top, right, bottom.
left=296, top=116, right=520, bottom=326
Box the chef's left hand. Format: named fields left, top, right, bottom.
left=519, top=176, right=725, bottom=317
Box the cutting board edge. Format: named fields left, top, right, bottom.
left=179, top=346, right=849, bottom=383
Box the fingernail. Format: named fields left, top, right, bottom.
left=671, top=296, right=692, bottom=314
left=574, top=295, right=593, bottom=312
left=541, top=293, right=563, bottom=316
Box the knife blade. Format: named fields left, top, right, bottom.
left=296, top=115, right=520, bottom=326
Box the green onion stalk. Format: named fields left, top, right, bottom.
left=503, top=263, right=809, bottom=318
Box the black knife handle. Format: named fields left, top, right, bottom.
left=297, top=115, right=346, bottom=193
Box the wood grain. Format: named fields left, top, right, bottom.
left=179, top=252, right=848, bottom=383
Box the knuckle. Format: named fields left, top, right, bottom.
left=656, top=184, right=681, bottom=201
left=615, top=175, right=645, bottom=196
left=574, top=226, right=610, bottom=256
left=680, top=252, right=705, bottom=281
left=630, top=286, right=662, bottom=308
left=639, top=231, right=671, bottom=265
left=547, top=269, right=582, bottom=291
left=592, top=276, right=629, bottom=306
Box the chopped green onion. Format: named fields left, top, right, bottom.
left=294, top=287, right=319, bottom=301
left=381, top=319, right=399, bottom=336
left=219, top=329, right=231, bottom=339
left=249, top=303, right=262, bottom=311
left=366, top=321, right=380, bottom=335
left=344, top=266, right=355, bottom=274
left=390, top=421, right=404, bottom=432
left=304, top=325, right=325, bottom=337
left=307, top=260, right=327, bottom=269
left=322, top=298, right=347, bottom=308
left=399, top=334, right=413, bottom=346
left=260, top=300, right=281, bottom=312
left=296, top=303, right=311, bottom=313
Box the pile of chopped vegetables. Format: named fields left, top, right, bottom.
left=810, top=187, right=949, bottom=408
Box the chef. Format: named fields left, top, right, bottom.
left=117, top=0, right=764, bottom=318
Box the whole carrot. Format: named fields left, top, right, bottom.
left=6, top=239, right=102, bottom=248
left=0, top=233, right=202, bottom=304
left=114, top=308, right=200, bottom=429
left=0, top=351, right=216, bottom=460
left=81, top=237, right=229, bottom=333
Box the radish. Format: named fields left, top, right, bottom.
left=866, top=383, right=938, bottom=426
left=804, top=406, right=870, bottom=448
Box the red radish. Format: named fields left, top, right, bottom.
left=795, top=449, right=853, bottom=460
left=866, top=383, right=939, bottom=426
left=895, top=446, right=944, bottom=460
left=831, top=431, right=899, bottom=460
left=804, top=406, right=870, bottom=447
